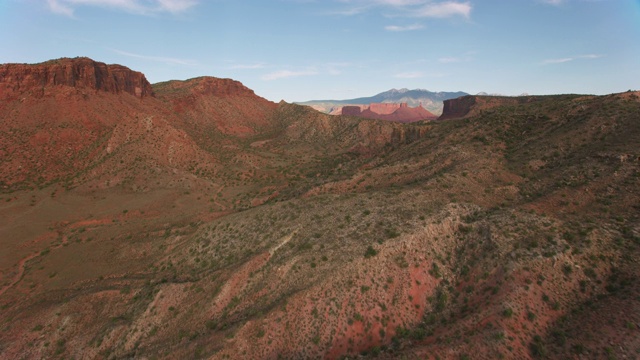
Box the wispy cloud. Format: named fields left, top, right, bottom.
left=580, top=54, right=603, bottom=59
left=542, top=54, right=604, bottom=65
left=372, top=0, right=426, bottom=5
left=110, top=48, right=197, bottom=66
left=541, top=0, right=565, bottom=5
left=156, top=0, right=198, bottom=12
left=46, top=0, right=74, bottom=16
left=47, top=0, right=198, bottom=17
left=385, top=24, right=424, bottom=31
left=327, top=4, right=371, bottom=16
left=333, top=0, right=472, bottom=19
left=261, top=69, right=318, bottom=81
left=259, top=62, right=352, bottom=80
left=413, top=1, right=471, bottom=18
left=542, top=57, right=573, bottom=64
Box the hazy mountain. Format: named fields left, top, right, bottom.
left=297, top=88, right=469, bottom=116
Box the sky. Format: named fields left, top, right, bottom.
left=1, top=0, right=639, bottom=102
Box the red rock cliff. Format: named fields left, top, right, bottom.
left=368, top=103, right=404, bottom=115
left=439, top=95, right=556, bottom=120
left=0, top=57, right=154, bottom=99
left=341, top=105, right=363, bottom=116
left=438, top=95, right=478, bottom=120
left=342, top=103, right=436, bottom=123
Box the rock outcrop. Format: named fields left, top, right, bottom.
left=0, top=57, right=153, bottom=99
left=341, top=102, right=437, bottom=123
left=368, top=102, right=404, bottom=115
left=341, top=105, right=363, bottom=116
left=438, top=94, right=561, bottom=120
left=438, top=95, right=478, bottom=120
left=153, top=76, right=261, bottom=98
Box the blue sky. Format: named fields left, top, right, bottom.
left=1, top=0, right=639, bottom=102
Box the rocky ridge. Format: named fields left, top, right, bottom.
left=0, top=57, right=153, bottom=100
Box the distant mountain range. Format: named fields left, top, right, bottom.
left=297, top=88, right=469, bottom=116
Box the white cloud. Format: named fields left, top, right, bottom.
left=46, top=0, right=199, bottom=16
left=373, top=0, right=426, bottom=5
left=579, top=54, right=603, bottom=59
left=542, top=57, right=573, bottom=64
left=333, top=0, right=472, bottom=19
left=156, top=0, right=198, bottom=12
left=329, top=6, right=369, bottom=15
left=541, top=0, right=565, bottom=5
left=414, top=1, right=471, bottom=18
left=542, top=54, right=603, bottom=65
left=261, top=69, right=318, bottom=81
left=46, top=0, right=74, bottom=16
left=439, top=56, right=462, bottom=63
left=385, top=24, right=424, bottom=31
left=110, top=48, right=197, bottom=66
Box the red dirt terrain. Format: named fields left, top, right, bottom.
left=154, top=76, right=278, bottom=136
left=0, top=58, right=638, bottom=360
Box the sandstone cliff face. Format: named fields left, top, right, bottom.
left=341, top=103, right=436, bottom=123
left=438, top=95, right=478, bottom=120
left=439, top=95, right=563, bottom=120
left=368, top=102, right=405, bottom=115
left=0, top=57, right=153, bottom=100
left=341, top=105, right=363, bottom=116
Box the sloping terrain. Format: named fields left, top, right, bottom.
left=0, top=58, right=638, bottom=360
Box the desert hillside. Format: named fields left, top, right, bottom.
left=0, top=58, right=638, bottom=360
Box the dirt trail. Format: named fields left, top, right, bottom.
left=269, top=230, right=297, bottom=256
left=0, top=252, right=39, bottom=297
left=2, top=230, right=60, bottom=298
left=208, top=231, right=298, bottom=317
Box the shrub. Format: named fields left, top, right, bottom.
left=364, top=246, right=378, bottom=258
left=503, top=308, right=513, bottom=318
left=312, top=335, right=320, bottom=345
left=205, top=320, right=217, bottom=330
left=530, top=335, right=546, bottom=357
